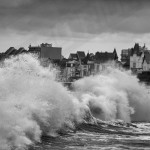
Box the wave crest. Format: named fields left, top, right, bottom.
left=0, top=54, right=150, bottom=149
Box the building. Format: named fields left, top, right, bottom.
left=95, top=50, right=117, bottom=63
left=5, top=47, right=27, bottom=58
left=29, top=43, right=62, bottom=67
left=121, top=49, right=131, bottom=63
left=79, top=63, right=88, bottom=77
left=122, top=43, right=147, bottom=69
left=29, top=43, right=62, bottom=61
left=130, top=52, right=144, bottom=72
left=66, top=51, right=88, bottom=80
left=87, top=60, right=95, bottom=75
left=65, top=49, right=119, bottom=80
left=76, top=51, right=86, bottom=63
left=94, top=49, right=118, bottom=73
left=14, top=47, right=27, bottom=55
left=5, top=47, right=17, bottom=57
left=40, top=43, right=62, bottom=60
left=28, top=45, right=41, bottom=55
left=142, top=51, right=150, bottom=71
left=65, top=60, right=80, bottom=81
left=130, top=43, right=148, bottom=72
left=68, top=53, right=78, bottom=60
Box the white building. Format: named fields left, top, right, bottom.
left=130, top=50, right=150, bottom=72
left=130, top=53, right=144, bottom=71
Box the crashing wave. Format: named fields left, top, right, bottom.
left=0, top=54, right=150, bottom=149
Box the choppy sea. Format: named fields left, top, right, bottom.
left=30, top=122, right=150, bottom=150
left=1, top=54, right=150, bottom=150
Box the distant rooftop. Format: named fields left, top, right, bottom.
left=77, top=51, right=86, bottom=60
left=69, top=53, right=78, bottom=60
left=95, top=52, right=114, bottom=61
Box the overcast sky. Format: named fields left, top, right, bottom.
left=1, top=0, right=150, bottom=57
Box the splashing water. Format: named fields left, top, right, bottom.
left=0, top=54, right=82, bottom=149
left=73, top=67, right=150, bottom=122
left=0, top=54, right=150, bottom=149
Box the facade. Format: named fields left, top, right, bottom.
left=40, top=43, right=62, bottom=60
left=2, top=43, right=132, bottom=82
left=65, top=49, right=119, bottom=80
left=94, top=49, right=118, bottom=73
left=68, top=53, right=78, bottom=60
left=142, top=52, right=150, bottom=71
left=129, top=43, right=149, bottom=72
left=87, top=61, right=95, bottom=75
left=80, top=64, right=88, bottom=77
left=130, top=53, right=144, bottom=71
left=65, top=51, right=90, bottom=80
left=76, top=51, right=86, bottom=63
left=122, top=43, right=147, bottom=69
left=29, top=43, right=62, bottom=61
left=65, top=60, right=80, bottom=81
left=130, top=49, right=150, bottom=72
left=28, top=45, right=41, bottom=55
left=121, top=49, right=131, bottom=63
left=66, top=51, right=87, bottom=79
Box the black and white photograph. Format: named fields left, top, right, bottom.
left=1, top=0, right=150, bottom=149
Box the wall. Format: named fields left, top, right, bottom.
left=130, top=53, right=144, bottom=69
left=143, top=60, right=150, bottom=71
left=40, top=47, right=62, bottom=60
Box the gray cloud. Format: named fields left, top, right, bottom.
left=0, top=0, right=150, bottom=37
left=0, top=0, right=33, bottom=8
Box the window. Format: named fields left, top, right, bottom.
left=133, top=62, right=136, bottom=68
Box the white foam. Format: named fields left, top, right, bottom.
left=0, top=55, right=150, bottom=149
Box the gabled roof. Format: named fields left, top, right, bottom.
left=113, top=48, right=118, bottom=60
left=9, top=49, right=17, bottom=55
left=131, top=43, right=145, bottom=56
left=77, top=51, right=85, bottom=60
left=69, top=53, right=78, bottom=60
left=5, top=47, right=17, bottom=56
left=95, top=52, right=115, bottom=63
left=14, top=47, right=27, bottom=55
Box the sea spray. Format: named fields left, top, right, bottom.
left=1, top=54, right=150, bottom=149
left=0, top=54, right=83, bottom=150
left=73, top=67, right=150, bottom=122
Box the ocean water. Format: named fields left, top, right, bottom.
left=29, top=121, right=150, bottom=150
left=0, top=54, right=150, bottom=150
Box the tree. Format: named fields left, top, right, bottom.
left=113, top=48, right=118, bottom=60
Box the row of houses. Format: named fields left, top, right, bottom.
left=121, top=43, right=150, bottom=73
left=0, top=43, right=120, bottom=82
left=0, top=43, right=62, bottom=61
left=62, top=49, right=119, bottom=82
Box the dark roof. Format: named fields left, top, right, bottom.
left=69, top=53, right=78, bottom=60
left=14, top=47, right=27, bottom=55
left=131, top=43, right=144, bottom=56
left=28, top=46, right=41, bottom=52
left=113, top=48, right=118, bottom=60
left=134, top=43, right=140, bottom=52
left=5, top=47, right=17, bottom=55
left=77, top=51, right=86, bottom=59
left=95, top=52, right=115, bottom=63
left=9, top=49, right=17, bottom=55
